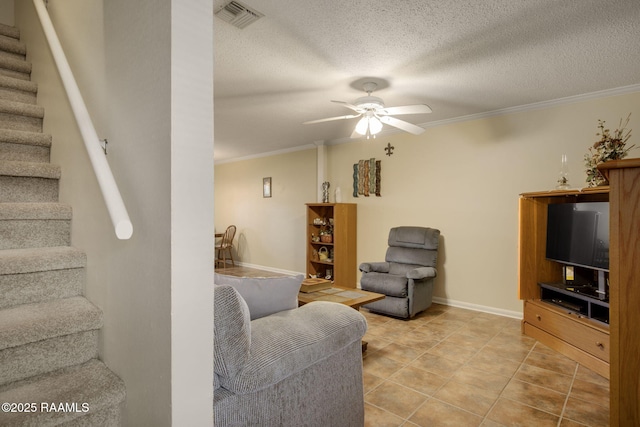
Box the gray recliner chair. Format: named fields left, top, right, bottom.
left=359, top=226, right=440, bottom=319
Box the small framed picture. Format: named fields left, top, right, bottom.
left=263, top=177, right=272, bottom=198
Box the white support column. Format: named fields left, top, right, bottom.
left=314, top=140, right=327, bottom=202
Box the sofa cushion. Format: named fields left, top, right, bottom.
left=214, top=273, right=304, bottom=320
left=360, top=272, right=408, bottom=298
left=219, top=301, right=367, bottom=394
left=214, top=285, right=251, bottom=379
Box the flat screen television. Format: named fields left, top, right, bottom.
left=545, top=202, right=609, bottom=271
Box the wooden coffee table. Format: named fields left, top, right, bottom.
left=298, top=286, right=384, bottom=309
left=298, top=286, right=384, bottom=351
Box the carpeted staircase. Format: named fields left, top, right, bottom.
left=0, top=23, right=125, bottom=426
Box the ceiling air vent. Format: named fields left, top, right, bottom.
left=215, top=1, right=264, bottom=29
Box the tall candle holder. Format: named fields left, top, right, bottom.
left=556, top=154, right=571, bottom=190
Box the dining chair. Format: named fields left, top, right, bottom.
left=215, top=225, right=237, bottom=268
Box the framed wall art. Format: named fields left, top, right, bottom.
left=263, top=177, right=272, bottom=198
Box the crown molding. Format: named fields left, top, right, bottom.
left=215, top=143, right=316, bottom=165
left=216, top=84, right=640, bottom=162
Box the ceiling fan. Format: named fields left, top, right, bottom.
left=303, top=81, right=432, bottom=139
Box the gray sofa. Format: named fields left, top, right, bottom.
left=214, top=284, right=367, bottom=426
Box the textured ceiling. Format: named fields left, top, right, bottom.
left=213, top=0, right=640, bottom=163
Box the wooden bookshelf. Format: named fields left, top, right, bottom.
left=306, top=203, right=357, bottom=288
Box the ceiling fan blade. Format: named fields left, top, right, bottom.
left=379, top=115, right=425, bottom=135
left=303, top=114, right=361, bottom=124
left=379, top=104, right=432, bottom=115
left=331, top=100, right=363, bottom=113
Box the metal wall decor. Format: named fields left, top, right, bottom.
left=385, top=143, right=394, bottom=156
left=352, top=158, right=381, bottom=197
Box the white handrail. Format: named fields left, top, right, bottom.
left=33, top=0, right=133, bottom=239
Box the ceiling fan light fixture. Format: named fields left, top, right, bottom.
left=355, top=117, right=369, bottom=135
left=369, top=116, right=383, bottom=134
left=304, top=78, right=432, bottom=138
left=355, top=115, right=383, bottom=139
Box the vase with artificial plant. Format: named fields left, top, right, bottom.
left=584, top=113, right=634, bottom=187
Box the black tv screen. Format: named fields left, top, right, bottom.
left=545, top=202, right=609, bottom=271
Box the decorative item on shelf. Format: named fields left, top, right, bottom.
left=555, top=154, right=571, bottom=190
left=320, top=232, right=333, bottom=243
left=321, top=181, right=330, bottom=203
left=311, top=233, right=320, bottom=243
left=312, top=249, right=318, bottom=261
left=318, top=246, right=329, bottom=261
left=313, top=217, right=324, bottom=225
left=325, top=268, right=333, bottom=280
left=584, top=113, right=634, bottom=187
left=353, top=157, right=382, bottom=197
left=319, top=227, right=333, bottom=243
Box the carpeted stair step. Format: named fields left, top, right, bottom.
left=0, top=74, right=38, bottom=104
left=0, top=98, right=44, bottom=132
left=0, top=160, right=60, bottom=202
left=0, top=329, right=99, bottom=387
left=0, top=129, right=51, bottom=163
left=0, top=358, right=126, bottom=426
left=0, top=296, right=103, bottom=386
left=0, top=53, right=31, bottom=81
left=0, top=23, right=20, bottom=40
left=0, top=296, right=102, bottom=352
left=0, top=246, right=86, bottom=309
left=0, top=203, right=71, bottom=250
left=0, top=34, right=26, bottom=60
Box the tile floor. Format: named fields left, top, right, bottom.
left=214, top=265, right=284, bottom=278
left=361, top=304, right=610, bottom=427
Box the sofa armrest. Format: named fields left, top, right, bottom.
left=406, top=266, right=437, bottom=280
left=359, top=262, right=390, bottom=273
left=218, top=301, right=367, bottom=395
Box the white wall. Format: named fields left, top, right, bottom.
left=216, top=91, right=640, bottom=317
left=15, top=0, right=214, bottom=425
left=0, top=0, right=13, bottom=25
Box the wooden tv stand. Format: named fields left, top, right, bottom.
left=520, top=159, right=640, bottom=426
left=518, top=187, right=610, bottom=378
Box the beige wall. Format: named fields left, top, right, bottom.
left=215, top=148, right=317, bottom=273
left=217, top=91, right=640, bottom=316
left=15, top=1, right=214, bottom=425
